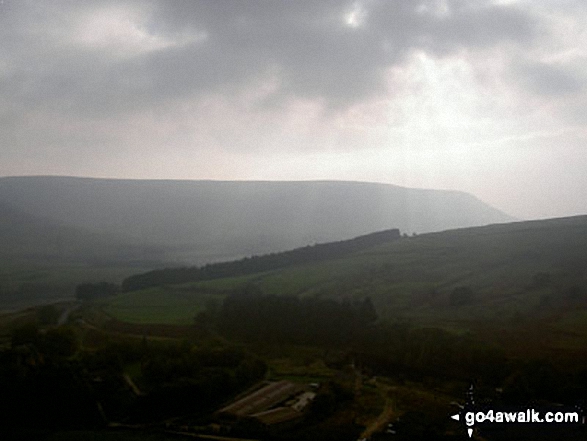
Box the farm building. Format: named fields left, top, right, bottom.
left=217, top=380, right=315, bottom=428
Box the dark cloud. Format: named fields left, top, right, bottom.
left=146, top=0, right=539, bottom=107
left=516, top=61, right=584, bottom=96
left=0, top=0, right=541, bottom=118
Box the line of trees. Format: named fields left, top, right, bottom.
left=203, top=292, right=587, bottom=406
left=212, top=293, right=378, bottom=346
left=121, top=229, right=400, bottom=292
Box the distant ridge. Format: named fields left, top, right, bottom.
left=0, top=176, right=514, bottom=265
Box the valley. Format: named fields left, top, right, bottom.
left=1, top=215, right=586, bottom=439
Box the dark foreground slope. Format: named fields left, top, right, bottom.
left=0, top=176, right=514, bottom=264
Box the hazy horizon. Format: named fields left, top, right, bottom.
left=2, top=173, right=583, bottom=221
left=2, top=0, right=586, bottom=220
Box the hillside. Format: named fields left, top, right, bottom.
left=0, top=176, right=514, bottom=265
left=121, top=228, right=402, bottom=292
left=0, top=202, right=167, bottom=310
left=0, top=202, right=163, bottom=265
left=107, top=215, right=587, bottom=355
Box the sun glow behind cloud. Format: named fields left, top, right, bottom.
left=344, top=2, right=368, bottom=28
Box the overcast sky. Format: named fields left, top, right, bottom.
left=1, top=0, right=586, bottom=219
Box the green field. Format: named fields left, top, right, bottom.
left=103, top=286, right=225, bottom=325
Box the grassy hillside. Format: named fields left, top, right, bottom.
left=104, top=215, right=587, bottom=354
left=120, top=229, right=401, bottom=291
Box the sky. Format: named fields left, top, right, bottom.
left=1, top=0, right=586, bottom=220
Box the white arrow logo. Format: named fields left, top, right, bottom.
left=451, top=413, right=460, bottom=421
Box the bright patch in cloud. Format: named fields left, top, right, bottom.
left=384, top=51, right=490, bottom=149
left=75, top=6, right=206, bottom=57
left=416, top=0, right=451, bottom=18
left=344, top=2, right=368, bottom=28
